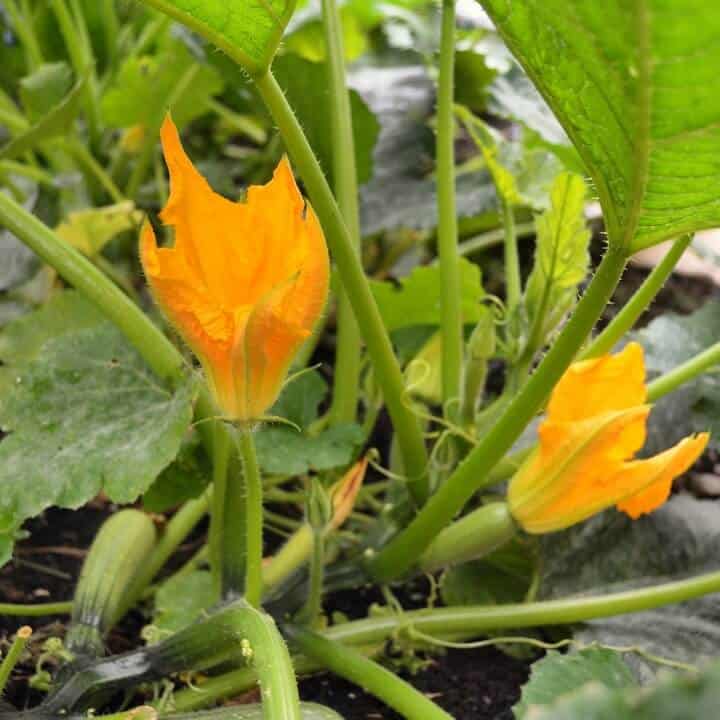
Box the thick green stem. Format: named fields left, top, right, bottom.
left=294, top=529, right=325, bottom=626
left=583, top=234, right=692, bottom=359
left=436, top=0, right=464, bottom=423
left=209, top=423, right=231, bottom=598
left=236, top=428, right=264, bottom=607
left=454, top=221, right=536, bottom=259
left=241, top=603, right=302, bottom=720
left=287, top=626, right=452, bottom=720
left=648, top=341, right=720, bottom=401
left=502, top=200, right=521, bottom=314
left=368, top=247, right=628, bottom=581
left=50, top=0, right=100, bottom=143
left=0, top=626, right=31, bottom=695
left=329, top=566, right=720, bottom=646
left=321, top=0, right=363, bottom=426
left=254, top=70, right=429, bottom=501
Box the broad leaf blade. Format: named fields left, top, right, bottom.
left=515, top=648, right=636, bottom=719
left=524, top=658, right=720, bottom=720
left=137, top=0, right=297, bottom=76
left=480, top=0, right=720, bottom=250
left=0, top=323, right=196, bottom=565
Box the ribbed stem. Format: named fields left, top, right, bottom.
left=321, top=0, right=363, bottom=425
left=436, top=0, right=464, bottom=422
left=236, top=427, right=264, bottom=607
left=583, top=234, right=692, bottom=358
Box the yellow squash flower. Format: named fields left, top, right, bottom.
left=141, top=116, right=329, bottom=421
left=508, top=342, right=709, bottom=533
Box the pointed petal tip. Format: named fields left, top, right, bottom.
left=139, top=220, right=159, bottom=274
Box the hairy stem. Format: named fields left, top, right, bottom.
left=236, top=427, right=264, bottom=607
left=321, top=0, right=363, bottom=426
left=583, top=234, right=692, bottom=358
left=436, top=0, right=464, bottom=423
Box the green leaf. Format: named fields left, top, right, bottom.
left=0, top=323, right=196, bottom=564
left=272, top=370, right=329, bottom=429
left=522, top=658, right=720, bottom=720
left=0, top=290, right=104, bottom=395
left=455, top=51, right=497, bottom=114
left=0, top=291, right=104, bottom=367
left=255, top=423, right=364, bottom=476
left=55, top=202, right=143, bottom=258
left=143, top=433, right=210, bottom=513
left=480, top=0, right=720, bottom=250
left=635, top=300, right=720, bottom=453
left=19, top=62, right=73, bottom=121
left=371, top=258, right=484, bottom=331
left=440, top=538, right=534, bottom=606
left=273, top=54, right=380, bottom=186
left=524, top=172, right=590, bottom=345
left=101, top=44, right=223, bottom=130
left=539, top=495, right=720, bottom=682
left=515, top=648, right=636, bottom=719
left=55, top=202, right=143, bottom=257
left=255, top=370, right=364, bottom=476
left=0, top=74, right=85, bottom=161
left=285, top=6, right=369, bottom=62
left=152, top=569, right=215, bottom=636
left=354, top=64, right=498, bottom=235
left=137, top=0, right=296, bottom=76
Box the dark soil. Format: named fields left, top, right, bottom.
left=300, top=647, right=529, bottom=720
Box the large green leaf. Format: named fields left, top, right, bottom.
left=353, top=64, right=498, bottom=236
left=0, top=323, right=196, bottom=566
left=539, top=495, right=720, bottom=682
left=635, top=300, right=720, bottom=454
left=137, top=0, right=296, bottom=76
left=523, top=658, right=720, bottom=720
left=515, top=648, right=636, bottom=719
left=480, top=0, right=720, bottom=251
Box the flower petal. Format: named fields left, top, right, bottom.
left=232, top=276, right=311, bottom=420
left=510, top=406, right=650, bottom=533
left=615, top=433, right=709, bottom=518
left=547, top=342, right=646, bottom=423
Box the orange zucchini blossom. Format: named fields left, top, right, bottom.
left=140, top=116, right=329, bottom=422
left=508, top=342, right=709, bottom=533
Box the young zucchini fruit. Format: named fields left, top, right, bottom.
left=66, top=509, right=157, bottom=658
